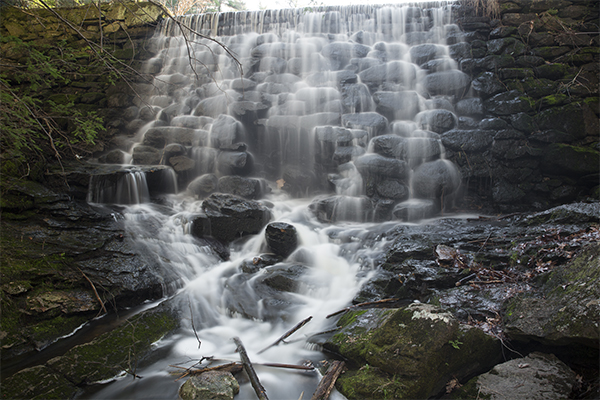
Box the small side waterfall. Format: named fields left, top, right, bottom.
left=88, top=3, right=475, bottom=398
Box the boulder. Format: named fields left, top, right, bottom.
left=423, top=70, right=471, bottom=98
left=323, top=304, right=501, bottom=399
left=179, top=371, right=240, bottom=400
left=353, top=154, right=409, bottom=180
left=412, top=159, right=462, bottom=201
left=187, top=174, right=219, bottom=197
left=454, top=352, right=576, bottom=400
left=503, top=243, right=600, bottom=348
left=309, top=195, right=373, bottom=223
left=373, top=90, right=423, bottom=121
left=358, top=61, right=418, bottom=90
left=196, top=193, right=272, bottom=243
left=415, top=109, right=456, bottom=134
left=265, top=222, right=298, bottom=258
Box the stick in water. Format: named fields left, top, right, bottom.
left=233, top=337, right=269, bottom=400
left=258, top=316, right=313, bottom=354
left=310, top=360, right=346, bottom=400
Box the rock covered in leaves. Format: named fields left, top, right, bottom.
left=503, top=243, right=600, bottom=347
left=323, top=303, right=501, bottom=399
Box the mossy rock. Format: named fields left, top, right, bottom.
left=1, top=365, right=78, bottom=400
left=324, top=304, right=501, bottom=399
left=503, top=243, right=600, bottom=347
left=540, top=143, right=600, bottom=176
left=44, top=302, right=179, bottom=386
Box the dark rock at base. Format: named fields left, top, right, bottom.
left=453, top=352, right=576, bottom=400
left=265, top=222, right=298, bottom=258
left=198, top=193, right=272, bottom=243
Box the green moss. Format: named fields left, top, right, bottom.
left=46, top=305, right=180, bottom=385
left=1, top=365, right=78, bottom=400
left=26, top=314, right=90, bottom=347
left=539, top=93, right=569, bottom=107
left=336, top=367, right=407, bottom=400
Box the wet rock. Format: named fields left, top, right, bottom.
left=358, top=61, right=418, bottom=90
left=521, top=202, right=600, bottom=225
left=198, top=193, right=272, bottom=242
left=342, top=112, right=389, bottom=137
left=321, top=41, right=371, bottom=70
left=423, top=70, right=471, bottom=98
left=218, top=175, right=267, bottom=199
left=503, top=243, right=600, bottom=348
left=373, top=90, right=423, bottom=121
left=540, top=143, right=599, bottom=177
left=370, top=135, right=408, bottom=159
left=240, top=253, right=282, bottom=274
left=324, top=304, right=501, bottom=399
left=409, top=43, right=447, bottom=65
left=265, top=222, right=298, bottom=258
left=179, top=370, right=240, bottom=400
left=216, top=151, right=254, bottom=176
left=442, top=128, right=494, bottom=153
left=187, top=174, right=219, bottom=197
left=309, top=195, right=373, bottom=223
left=484, top=90, right=534, bottom=116
left=392, top=199, right=439, bottom=222
left=412, top=159, right=462, bottom=201
left=210, top=115, right=244, bottom=149
left=455, top=352, right=576, bottom=400
left=143, top=126, right=206, bottom=148
left=353, top=154, right=409, bottom=180
left=415, top=109, right=456, bottom=134
left=471, top=71, right=504, bottom=99
left=132, top=145, right=161, bottom=165
left=98, top=149, right=127, bottom=164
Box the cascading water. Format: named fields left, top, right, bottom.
left=87, top=2, right=472, bottom=398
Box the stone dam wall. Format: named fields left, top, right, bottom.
left=1, top=0, right=598, bottom=212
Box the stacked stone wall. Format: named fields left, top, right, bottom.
left=0, top=2, right=166, bottom=159
left=451, top=0, right=599, bottom=210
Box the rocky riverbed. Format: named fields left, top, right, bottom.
left=1, top=170, right=598, bottom=399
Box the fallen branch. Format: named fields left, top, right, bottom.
left=326, top=298, right=401, bottom=319
left=233, top=337, right=269, bottom=400
left=258, top=316, right=312, bottom=354
left=261, top=362, right=314, bottom=371
left=310, top=360, right=345, bottom=400
left=172, top=362, right=243, bottom=381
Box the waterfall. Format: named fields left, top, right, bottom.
left=88, top=2, right=471, bottom=398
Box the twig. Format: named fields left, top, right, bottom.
left=261, top=363, right=314, bottom=371
left=188, top=299, right=201, bottom=349
left=310, top=360, right=345, bottom=400
left=326, top=298, right=401, bottom=319
left=233, top=337, right=269, bottom=400
left=78, top=267, right=107, bottom=314
left=258, top=316, right=313, bottom=354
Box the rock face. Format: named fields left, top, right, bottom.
left=179, top=371, right=240, bottom=400
left=324, top=304, right=501, bottom=399
left=454, top=352, right=577, bottom=400
left=504, top=243, right=600, bottom=347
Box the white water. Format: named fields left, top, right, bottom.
left=87, top=3, right=468, bottom=398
